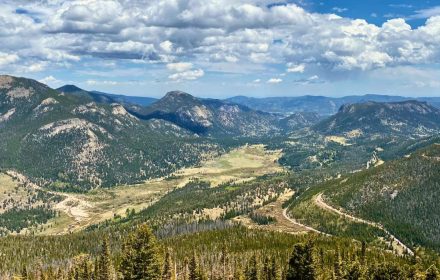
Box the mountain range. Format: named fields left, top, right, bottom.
left=227, top=95, right=440, bottom=115
left=126, top=91, right=283, bottom=136
left=0, top=75, right=220, bottom=190
left=59, top=84, right=440, bottom=117
left=2, top=74, right=440, bottom=191
left=314, top=100, right=440, bottom=138
left=57, top=85, right=157, bottom=106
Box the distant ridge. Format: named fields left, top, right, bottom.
left=57, top=85, right=157, bottom=106
left=314, top=100, right=440, bottom=137
left=227, top=94, right=440, bottom=115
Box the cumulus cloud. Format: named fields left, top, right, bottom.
left=167, top=62, right=194, bottom=72
left=169, top=69, right=204, bottom=81
left=38, top=75, right=64, bottom=87
left=267, top=78, right=282, bottom=84
left=166, top=61, right=204, bottom=81
left=2, top=0, right=440, bottom=80
left=0, top=52, right=19, bottom=67
left=286, top=63, right=305, bottom=73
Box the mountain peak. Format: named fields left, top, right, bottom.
left=57, top=85, right=85, bottom=93
left=0, top=75, right=16, bottom=89
left=163, top=91, right=196, bottom=100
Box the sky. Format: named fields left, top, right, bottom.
left=1, top=0, right=440, bottom=98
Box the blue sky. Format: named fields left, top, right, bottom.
left=1, top=0, right=440, bottom=98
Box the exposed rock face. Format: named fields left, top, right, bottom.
left=177, top=105, right=213, bottom=128
left=0, top=108, right=15, bottom=123
left=6, top=87, right=35, bottom=101
left=0, top=75, right=14, bottom=89
left=39, top=118, right=110, bottom=138
left=73, top=103, right=106, bottom=116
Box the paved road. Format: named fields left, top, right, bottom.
left=315, top=193, right=414, bottom=256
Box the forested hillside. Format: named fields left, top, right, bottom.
left=0, top=75, right=225, bottom=190
left=322, top=144, right=440, bottom=250
left=2, top=224, right=439, bottom=279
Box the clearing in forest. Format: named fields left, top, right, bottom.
left=38, top=144, right=284, bottom=234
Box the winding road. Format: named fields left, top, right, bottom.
left=282, top=205, right=327, bottom=235
left=314, top=193, right=414, bottom=256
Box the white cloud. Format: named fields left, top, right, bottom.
left=410, top=6, right=440, bottom=19
left=27, top=62, right=48, bottom=73
left=293, top=75, right=324, bottom=85
left=167, top=61, right=204, bottom=81
left=160, top=41, right=174, bottom=53
left=39, top=76, right=57, bottom=84
left=332, top=7, right=348, bottom=13
left=0, top=52, right=19, bottom=67
left=169, top=69, right=204, bottom=81
left=267, top=78, right=282, bottom=84
left=286, top=63, right=305, bottom=73
left=2, top=0, right=440, bottom=80
left=166, top=62, right=194, bottom=72
left=38, top=75, right=64, bottom=87
left=86, top=80, right=119, bottom=86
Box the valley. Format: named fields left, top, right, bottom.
left=2, top=145, right=284, bottom=235
left=3, top=0, right=440, bottom=277
left=1, top=75, right=440, bottom=278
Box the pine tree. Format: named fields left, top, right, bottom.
left=269, top=258, right=278, bottom=280
left=334, top=250, right=342, bottom=280
left=234, top=261, right=246, bottom=280
left=344, top=262, right=362, bottom=280
left=245, top=255, right=258, bottom=280
left=318, top=248, right=325, bottom=270
left=286, top=242, right=315, bottom=280
left=188, top=254, right=201, bottom=280
left=120, top=224, right=163, bottom=280
left=262, top=256, right=271, bottom=280
left=98, top=237, right=113, bottom=280
left=426, top=266, right=439, bottom=280
left=221, top=245, right=228, bottom=279
left=162, top=249, right=174, bottom=280
left=80, top=259, right=91, bottom=280
left=21, top=266, right=28, bottom=280
left=360, top=242, right=366, bottom=266
left=370, top=263, right=403, bottom=280
left=93, top=258, right=100, bottom=280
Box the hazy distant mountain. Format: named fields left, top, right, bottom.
left=57, top=85, right=157, bottom=106
left=226, top=94, right=440, bottom=115
left=129, top=91, right=283, bottom=136
left=90, top=91, right=157, bottom=106
left=314, top=100, right=440, bottom=138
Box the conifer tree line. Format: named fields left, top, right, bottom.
left=8, top=224, right=440, bottom=280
